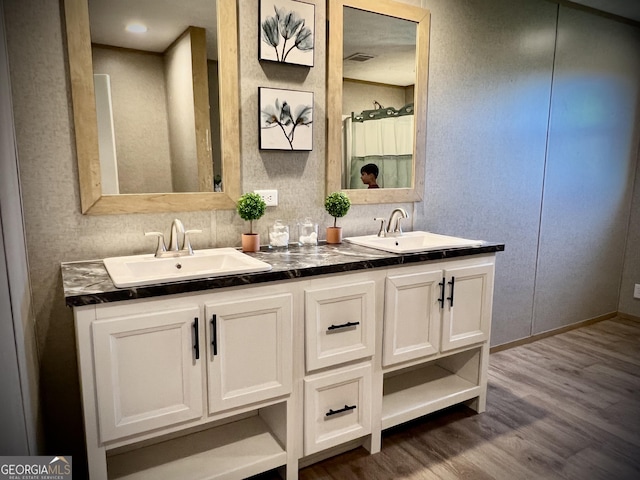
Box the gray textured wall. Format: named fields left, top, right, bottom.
left=532, top=6, right=640, bottom=332
left=165, top=30, right=199, bottom=193
left=92, top=47, right=173, bottom=194
left=2, top=0, right=639, bottom=467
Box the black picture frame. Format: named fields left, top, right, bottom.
left=259, top=87, right=314, bottom=151
left=259, top=0, right=315, bottom=67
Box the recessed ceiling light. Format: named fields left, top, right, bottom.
left=126, top=23, right=147, bottom=34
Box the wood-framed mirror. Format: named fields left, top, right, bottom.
left=64, top=0, right=241, bottom=214
left=326, top=0, right=430, bottom=204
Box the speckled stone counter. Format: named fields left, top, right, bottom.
left=62, top=241, right=505, bottom=307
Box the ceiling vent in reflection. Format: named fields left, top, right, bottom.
left=344, top=52, right=376, bottom=62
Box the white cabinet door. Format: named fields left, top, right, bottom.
left=383, top=268, right=442, bottom=366
left=92, top=305, right=203, bottom=442
left=205, top=292, right=293, bottom=414
left=441, top=263, right=494, bottom=351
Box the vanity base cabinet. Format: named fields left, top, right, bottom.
left=379, top=256, right=495, bottom=435
left=74, top=283, right=296, bottom=480
left=73, top=254, right=497, bottom=478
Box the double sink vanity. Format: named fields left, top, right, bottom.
left=58, top=0, right=502, bottom=475
left=62, top=230, right=504, bottom=480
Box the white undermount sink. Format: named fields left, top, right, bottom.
left=344, top=231, right=484, bottom=254
left=103, top=247, right=272, bottom=288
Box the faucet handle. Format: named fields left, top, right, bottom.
left=183, top=229, right=202, bottom=255
left=374, top=218, right=387, bottom=237
left=145, top=231, right=167, bottom=257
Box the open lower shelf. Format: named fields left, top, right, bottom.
left=107, top=415, right=286, bottom=480
left=381, top=363, right=481, bottom=430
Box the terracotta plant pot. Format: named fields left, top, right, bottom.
left=325, top=226, right=342, bottom=244
left=241, top=233, right=260, bottom=252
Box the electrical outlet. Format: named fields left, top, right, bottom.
left=634, top=284, right=640, bottom=299
left=254, top=189, right=278, bottom=206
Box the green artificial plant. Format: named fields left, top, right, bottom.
left=324, top=192, right=351, bottom=228
left=237, top=192, right=267, bottom=234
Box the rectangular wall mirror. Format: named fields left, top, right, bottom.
left=64, top=0, right=241, bottom=214
left=326, top=0, right=430, bottom=204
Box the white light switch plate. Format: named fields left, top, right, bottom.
left=634, top=284, right=640, bottom=299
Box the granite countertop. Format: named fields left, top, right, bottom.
left=62, top=241, right=505, bottom=307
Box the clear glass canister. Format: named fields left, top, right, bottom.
left=269, top=220, right=289, bottom=248
left=298, top=218, right=318, bottom=246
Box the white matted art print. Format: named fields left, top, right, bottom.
left=259, top=0, right=315, bottom=67
left=259, top=87, right=313, bottom=151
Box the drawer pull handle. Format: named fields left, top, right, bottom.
left=438, top=277, right=446, bottom=307
left=211, top=314, right=218, bottom=356
left=326, top=404, right=357, bottom=417
left=447, top=276, right=456, bottom=307
left=327, top=321, right=360, bottom=331
left=193, top=318, right=200, bottom=360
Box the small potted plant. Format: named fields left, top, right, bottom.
left=237, top=192, right=267, bottom=252
left=324, top=192, right=351, bottom=244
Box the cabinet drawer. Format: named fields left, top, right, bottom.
left=303, top=363, right=372, bottom=455
left=305, top=280, right=376, bottom=371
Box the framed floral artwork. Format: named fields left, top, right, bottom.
left=259, top=87, right=313, bottom=151
left=259, top=0, right=315, bottom=67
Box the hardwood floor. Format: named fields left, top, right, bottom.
left=258, top=316, right=640, bottom=479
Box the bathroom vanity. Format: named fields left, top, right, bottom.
left=62, top=240, right=504, bottom=479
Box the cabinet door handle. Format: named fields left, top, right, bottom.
left=325, top=404, right=357, bottom=417
left=447, top=276, right=455, bottom=307
left=193, top=318, right=200, bottom=360
left=438, top=277, right=446, bottom=307
left=211, top=314, right=218, bottom=356
left=327, top=321, right=360, bottom=331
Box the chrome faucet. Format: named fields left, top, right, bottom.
left=374, top=208, right=409, bottom=237
left=387, top=208, right=409, bottom=236
left=145, top=219, right=201, bottom=257
left=168, top=218, right=185, bottom=252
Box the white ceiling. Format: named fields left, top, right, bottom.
left=89, top=0, right=218, bottom=59
left=342, top=7, right=417, bottom=87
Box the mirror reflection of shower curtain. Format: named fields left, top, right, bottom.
left=347, top=115, right=413, bottom=189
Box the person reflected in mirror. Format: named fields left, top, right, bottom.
left=360, top=163, right=380, bottom=189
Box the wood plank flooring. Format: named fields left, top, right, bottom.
left=257, top=316, right=640, bottom=479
